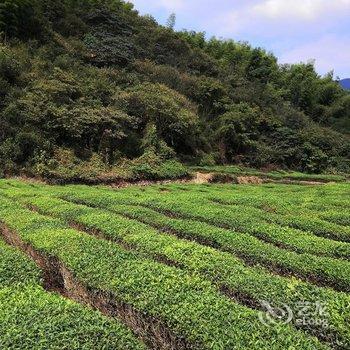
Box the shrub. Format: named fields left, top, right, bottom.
left=129, top=151, right=188, bottom=180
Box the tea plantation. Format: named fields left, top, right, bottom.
left=0, top=179, right=349, bottom=349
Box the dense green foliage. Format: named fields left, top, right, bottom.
left=2, top=181, right=350, bottom=346
left=0, top=238, right=146, bottom=349
left=0, top=179, right=350, bottom=348
left=0, top=185, right=328, bottom=350
left=0, top=0, right=349, bottom=180
left=47, top=184, right=350, bottom=292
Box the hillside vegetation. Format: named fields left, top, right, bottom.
left=0, top=0, right=349, bottom=181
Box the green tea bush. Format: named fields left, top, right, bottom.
left=52, top=184, right=350, bottom=291
left=0, top=193, right=326, bottom=350
left=9, top=189, right=350, bottom=347
left=0, top=239, right=145, bottom=350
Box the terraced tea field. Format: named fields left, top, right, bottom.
left=0, top=179, right=349, bottom=349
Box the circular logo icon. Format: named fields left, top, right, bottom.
left=258, top=300, right=293, bottom=326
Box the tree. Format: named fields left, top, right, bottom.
left=0, top=0, right=45, bottom=39
left=245, top=48, right=278, bottom=84
left=215, top=103, right=262, bottom=160
left=114, top=83, right=199, bottom=154
left=166, top=13, right=176, bottom=30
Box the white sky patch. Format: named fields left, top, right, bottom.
left=254, top=0, right=350, bottom=20
left=280, top=35, right=350, bottom=77
left=213, top=0, right=350, bottom=39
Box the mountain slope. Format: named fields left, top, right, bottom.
left=340, top=79, right=350, bottom=90
left=0, top=0, right=349, bottom=180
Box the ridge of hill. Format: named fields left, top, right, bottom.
left=340, top=79, right=350, bottom=90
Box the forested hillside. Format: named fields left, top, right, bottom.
left=0, top=0, right=349, bottom=181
